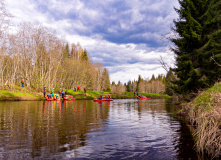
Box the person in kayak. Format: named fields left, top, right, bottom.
left=51, top=88, right=55, bottom=99
left=62, top=90, right=65, bottom=99
left=98, top=95, right=103, bottom=100
left=47, top=93, right=52, bottom=98
left=59, top=88, right=62, bottom=96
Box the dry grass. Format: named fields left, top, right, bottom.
left=181, top=84, right=221, bottom=158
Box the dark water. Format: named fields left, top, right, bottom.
left=0, top=99, right=198, bottom=159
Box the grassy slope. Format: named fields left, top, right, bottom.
left=0, top=90, right=43, bottom=101
left=179, top=83, right=221, bottom=158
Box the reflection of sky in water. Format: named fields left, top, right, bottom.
left=0, top=99, right=197, bottom=160
left=64, top=99, right=193, bottom=160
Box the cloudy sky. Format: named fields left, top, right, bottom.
left=5, top=0, right=179, bottom=83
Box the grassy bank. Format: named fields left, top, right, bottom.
left=178, top=83, right=221, bottom=158
left=66, top=90, right=171, bottom=100
left=0, top=86, right=170, bottom=101
left=0, top=90, right=43, bottom=101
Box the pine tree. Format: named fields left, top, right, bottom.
left=150, top=74, right=156, bottom=81
left=197, top=0, right=221, bottom=87
left=127, top=80, right=131, bottom=92
left=171, top=0, right=210, bottom=96
left=82, top=48, right=88, bottom=61
left=101, top=68, right=111, bottom=91
left=137, top=75, right=142, bottom=91
left=165, top=69, right=176, bottom=96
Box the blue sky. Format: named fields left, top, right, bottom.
left=5, top=0, right=179, bottom=83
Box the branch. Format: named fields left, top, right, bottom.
left=158, top=55, right=170, bottom=72
left=210, top=54, right=221, bottom=67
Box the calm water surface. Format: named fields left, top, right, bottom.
left=0, top=99, right=198, bottom=159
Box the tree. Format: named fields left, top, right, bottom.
left=101, top=68, right=111, bottom=91
left=150, top=74, right=156, bottom=81
left=63, top=43, right=70, bottom=58
left=126, top=80, right=131, bottom=92
left=197, top=0, right=221, bottom=87
left=171, top=0, right=210, bottom=97
left=165, top=68, right=176, bottom=96
left=82, top=48, right=88, bottom=61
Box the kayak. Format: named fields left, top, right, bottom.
left=137, top=97, right=150, bottom=100
left=94, top=98, right=113, bottom=102
left=46, top=96, right=53, bottom=101
left=137, top=96, right=149, bottom=100
left=54, top=97, right=61, bottom=101
left=63, top=96, right=75, bottom=101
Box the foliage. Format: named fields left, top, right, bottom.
left=171, top=0, right=221, bottom=100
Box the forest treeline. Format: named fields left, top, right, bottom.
left=111, top=72, right=175, bottom=95
left=0, top=1, right=110, bottom=91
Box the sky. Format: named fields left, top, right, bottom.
left=5, top=0, right=180, bottom=83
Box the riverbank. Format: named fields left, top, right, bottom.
left=0, top=87, right=170, bottom=101
left=178, top=83, right=221, bottom=158
left=66, top=90, right=171, bottom=100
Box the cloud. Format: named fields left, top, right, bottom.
left=5, top=0, right=179, bottom=83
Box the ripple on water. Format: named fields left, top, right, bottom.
left=0, top=100, right=198, bottom=159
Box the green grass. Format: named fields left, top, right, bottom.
left=0, top=90, right=43, bottom=100
left=124, top=92, right=171, bottom=98
left=0, top=87, right=171, bottom=101
left=65, top=90, right=171, bottom=100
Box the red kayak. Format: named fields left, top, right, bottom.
left=94, top=98, right=113, bottom=102
left=137, top=96, right=149, bottom=100
left=63, top=96, right=75, bottom=101
left=46, top=96, right=53, bottom=101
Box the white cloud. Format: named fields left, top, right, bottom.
left=66, top=34, right=174, bottom=83
left=5, top=0, right=178, bottom=84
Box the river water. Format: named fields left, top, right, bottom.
left=0, top=99, right=199, bottom=159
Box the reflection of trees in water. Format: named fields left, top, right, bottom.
left=135, top=99, right=199, bottom=159
left=0, top=100, right=110, bottom=159
left=172, top=120, right=198, bottom=159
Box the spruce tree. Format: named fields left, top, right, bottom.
left=150, top=74, right=155, bottom=81
left=171, top=0, right=209, bottom=96
left=197, top=0, right=221, bottom=87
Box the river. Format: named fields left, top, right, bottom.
left=0, top=99, right=199, bottom=159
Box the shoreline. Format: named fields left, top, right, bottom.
left=0, top=88, right=171, bottom=101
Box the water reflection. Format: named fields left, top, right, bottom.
left=0, top=99, right=201, bottom=159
